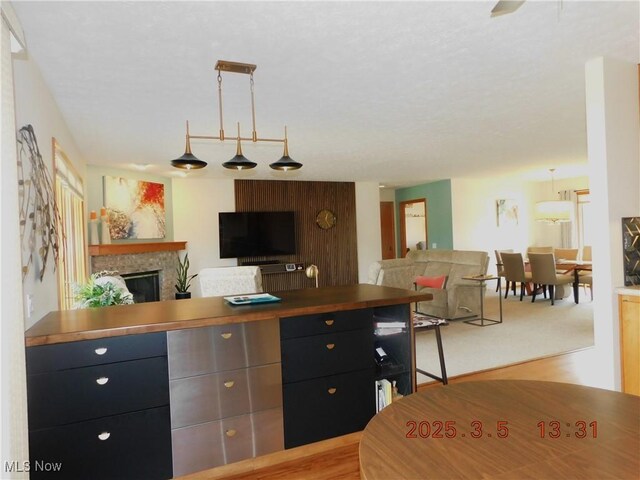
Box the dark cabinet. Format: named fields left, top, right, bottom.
left=280, top=308, right=376, bottom=448
left=26, top=332, right=172, bottom=480
left=283, top=369, right=375, bottom=448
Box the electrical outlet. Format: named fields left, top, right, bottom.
left=432, top=243, right=437, bottom=249
left=26, top=294, right=34, bottom=318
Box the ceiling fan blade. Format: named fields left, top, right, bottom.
left=491, top=0, right=526, bottom=17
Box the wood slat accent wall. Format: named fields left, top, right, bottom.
left=235, top=180, right=358, bottom=292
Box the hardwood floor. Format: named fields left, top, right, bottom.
left=179, top=348, right=615, bottom=480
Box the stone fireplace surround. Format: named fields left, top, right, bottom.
left=89, top=242, right=186, bottom=302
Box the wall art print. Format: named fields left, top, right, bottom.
left=17, top=124, right=62, bottom=281
left=103, top=176, right=165, bottom=239
left=496, top=199, right=519, bottom=227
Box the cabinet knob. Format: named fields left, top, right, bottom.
left=328, top=387, right=337, bottom=395
left=225, top=429, right=237, bottom=437
left=98, top=432, right=111, bottom=441
left=224, top=380, right=235, bottom=388
left=96, top=377, right=109, bottom=386
left=325, top=319, right=335, bottom=326
left=326, top=343, right=335, bottom=350
left=221, top=332, right=232, bottom=339
left=94, top=347, right=108, bottom=355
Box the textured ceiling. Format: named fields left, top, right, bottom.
left=12, top=1, right=640, bottom=186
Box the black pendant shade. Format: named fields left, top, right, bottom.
left=171, top=121, right=208, bottom=170
left=269, top=155, right=302, bottom=171
left=171, top=152, right=207, bottom=170
left=222, top=126, right=257, bottom=170
left=269, top=127, right=302, bottom=171
left=222, top=154, right=257, bottom=170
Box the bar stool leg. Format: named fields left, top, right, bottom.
left=434, top=325, right=448, bottom=385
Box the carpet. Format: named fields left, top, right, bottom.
left=415, top=287, right=594, bottom=383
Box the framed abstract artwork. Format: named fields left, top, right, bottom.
left=496, top=199, right=518, bottom=227
left=103, top=176, right=166, bottom=239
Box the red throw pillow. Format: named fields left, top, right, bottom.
left=414, top=275, right=447, bottom=289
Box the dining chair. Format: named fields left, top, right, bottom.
left=581, top=245, right=592, bottom=261
left=198, top=266, right=263, bottom=297
left=553, top=248, right=579, bottom=261
left=494, top=249, right=513, bottom=292
left=528, top=253, right=575, bottom=305
left=579, top=274, right=593, bottom=300
left=500, top=252, right=532, bottom=301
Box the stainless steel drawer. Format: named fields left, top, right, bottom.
left=171, top=408, right=284, bottom=477
left=170, top=363, right=282, bottom=428
left=167, top=320, right=280, bottom=379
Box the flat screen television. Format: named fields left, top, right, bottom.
left=219, top=211, right=296, bottom=258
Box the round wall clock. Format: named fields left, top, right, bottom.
left=316, top=209, right=337, bottom=230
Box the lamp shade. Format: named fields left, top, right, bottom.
left=222, top=154, right=257, bottom=170
left=171, top=152, right=207, bottom=170
left=269, top=155, right=302, bottom=171
left=534, top=200, right=572, bottom=223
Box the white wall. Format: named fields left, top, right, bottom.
left=13, top=46, right=87, bottom=329
left=356, top=182, right=382, bottom=282
left=585, top=57, right=640, bottom=391
left=450, top=176, right=535, bottom=275
left=171, top=178, right=237, bottom=297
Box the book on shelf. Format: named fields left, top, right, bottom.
left=375, top=379, right=393, bottom=412
left=374, top=321, right=407, bottom=329
left=374, top=327, right=405, bottom=336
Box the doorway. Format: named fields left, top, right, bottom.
left=380, top=202, right=396, bottom=259
left=399, top=199, right=427, bottom=256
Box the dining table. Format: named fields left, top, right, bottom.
left=359, top=380, right=639, bottom=480
left=497, top=260, right=592, bottom=303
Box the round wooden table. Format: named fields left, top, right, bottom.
left=359, top=380, right=640, bottom=479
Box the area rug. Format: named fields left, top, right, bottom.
left=415, top=287, right=594, bottom=383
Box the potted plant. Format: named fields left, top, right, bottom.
left=175, top=253, right=197, bottom=299
left=74, top=271, right=134, bottom=308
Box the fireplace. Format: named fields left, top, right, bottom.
left=122, top=271, right=160, bottom=303
left=90, top=243, right=185, bottom=302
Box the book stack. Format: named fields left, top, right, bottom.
left=374, top=320, right=407, bottom=336
left=375, top=379, right=403, bottom=412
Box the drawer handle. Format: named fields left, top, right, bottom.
left=94, top=347, right=108, bottom=355
left=224, top=380, right=235, bottom=388
left=225, top=429, right=237, bottom=437
left=96, top=377, right=109, bottom=386
left=98, top=432, right=111, bottom=441
left=328, top=387, right=337, bottom=395
left=326, top=343, right=335, bottom=350
left=325, top=319, right=335, bottom=326
left=221, top=332, right=232, bottom=339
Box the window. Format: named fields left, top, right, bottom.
left=53, top=140, right=87, bottom=309
left=576, top=189, right=591, bottom=252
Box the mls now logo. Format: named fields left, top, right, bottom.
left=4, top=460, right=62, bottom=472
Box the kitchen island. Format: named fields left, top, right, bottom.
left=25, top=284, right=431, bottom=479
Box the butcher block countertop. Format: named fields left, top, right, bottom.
left=25, top=284, right=432, bottom=347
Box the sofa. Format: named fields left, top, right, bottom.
left=368, top=249, right=490, bottom=319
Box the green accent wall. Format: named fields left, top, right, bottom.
left=86, top=166, right=174, bottom=242
left=395, top=179, right=453, bottom=254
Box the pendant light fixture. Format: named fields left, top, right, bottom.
left=269, top=126, right=302, bottom=171
left=170, top=121, right=208, bottom=170
left=222, top=123, right=257, bottom=170
left=534, top=169, right=572, bottom=223
left=171, top=60, right=302, bottom=171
